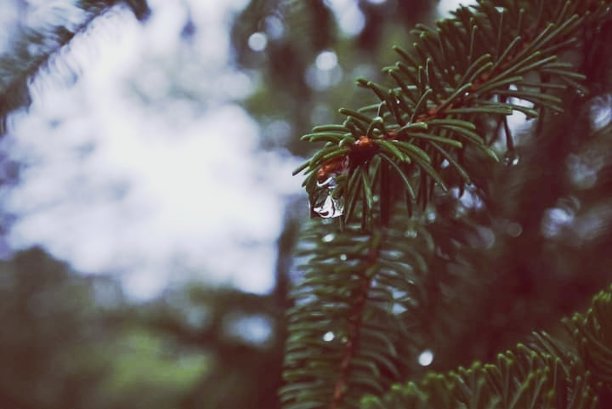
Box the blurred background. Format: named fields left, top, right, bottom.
left=0, top=0, right=610, bottom=408
left=0, top=1, right=452, bottom=408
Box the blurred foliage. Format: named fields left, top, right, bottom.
left=0, top=248, right=107, bottom=409
left=231, top=0, right=439, bottom=155
left=0, top=248, right=211, bottom=409
left=0, top=247, right=282, bottom=409
left=0, top=0, right=149, bottom=136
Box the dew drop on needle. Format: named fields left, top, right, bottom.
left=313, top=193, right=344, bottom=219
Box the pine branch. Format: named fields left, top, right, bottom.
left=281, top=214, right=447, bottom=408
left=282, top=192, right=517, bottom=409
left=282, top=1, right=611, bottom=408
left=282, top=106, right=612, bottom=409
left=361, top=285, right=612, bottom=409
left=293, top=0, right=609, bottom=226
left=0, top=0, right=149, bottom=136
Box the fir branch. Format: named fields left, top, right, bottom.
left=331, top=260, right=373, bottom=409
left=281, top=219, right=436, bottom=408
left=281, top=198, right=612, bottom=408
left=295, top=0, right=608, bottom=225
left=283, top=1, right=611, bottom=408
left=361, top=285, right=612, bottom=409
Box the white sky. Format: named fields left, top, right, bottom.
left=2, top=0, right=300, bottom=299
left=437, top=0, right=477, bottom=17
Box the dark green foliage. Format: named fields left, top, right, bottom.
left=281, top=219, right=433, bottom=408
left=282, top=0, right=612, bottom=408
left=362, top=285, right=612, bottom=409
left=568, top=288, right=612, bottom=392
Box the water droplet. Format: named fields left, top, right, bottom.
left=418, top=349, right=434, bottom=366
left=440, top=159, right=449, bottom=169
left=339, top=254, right=348, bottom=261
left=317, top=176, right=338, bottom=188
left=322, top=233, right=336, bottom=243
left=313, top=193, right=345, bottom=219
left=495, top=6, right=506, bottom=13
left=503, top=151, right=520, bottom=167
left=322, top=331, right=335, bottom=342
left=312, top=161, right=348, bottom=219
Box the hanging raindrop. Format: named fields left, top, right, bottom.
left=503, top=151, right=520, bottom=167
left=317, top=175, right=337, bottom=188
left=313, top=193, right=345, bottom=219
left=312, top=172, right=345, bottom=219
left=311, top=155, right=349, bottom=219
